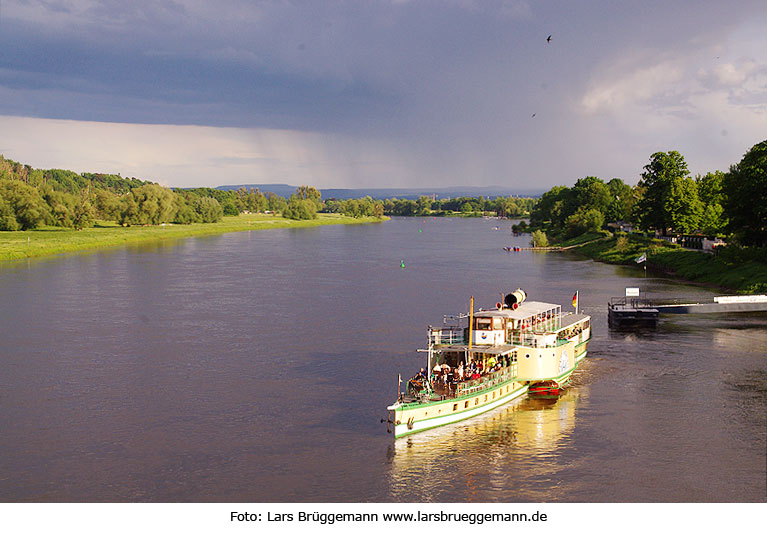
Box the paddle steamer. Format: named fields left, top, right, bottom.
left=385, top=289, right=590, bottom=438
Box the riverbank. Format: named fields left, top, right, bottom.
left=569, top=232, right=767, bottom=294
left=0, top=213, right=386, bottom=261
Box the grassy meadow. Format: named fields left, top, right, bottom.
left=0, top=213, right=385, bottom=261
left=574, top=233, right=767, bottom=294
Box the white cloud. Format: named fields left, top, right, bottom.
left=697, top=60, right=760, bottom=89
left=580, top=58, right=685, bottom=114
left=574, top=14, right=767, bottom=180
left=578, top=65, right=766, bottom=174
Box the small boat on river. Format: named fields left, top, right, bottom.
left=385, top=289, right=591, bottom=438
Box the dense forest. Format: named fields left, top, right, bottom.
left=527, top=139, right=767, bottom=248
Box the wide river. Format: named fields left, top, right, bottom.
left=1, top=217, right=765, bottom=502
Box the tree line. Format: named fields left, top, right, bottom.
left=6, top=154, right=530, bottom=230
left=13, top=137, right=761, bottom=238
left=0, top=156, right=386, bottom=230
left=528, top=139, right=766, bottom=248
left=0, top=157, right=229, bottom=230
left=376, top=195, right=535, bottom=217
left=323, top=195, right=535, bottom=219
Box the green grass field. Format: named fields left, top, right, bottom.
left=573, top=233, right=767, bottom=293
left=0, top=213, right=386, bottom=261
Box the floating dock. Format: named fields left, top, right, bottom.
left=608, top=293, right=767, bottom=327
left=607, top=298, right=659, bottom=326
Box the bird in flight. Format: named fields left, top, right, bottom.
left=547, top=35, right=552, bottom=43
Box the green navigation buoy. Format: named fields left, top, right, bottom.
left=400, top=260, right=405, bottom=269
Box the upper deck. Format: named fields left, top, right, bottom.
left=429, top=299, right=590, bottom=348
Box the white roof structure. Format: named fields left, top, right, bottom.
left=474, top=301, right=560, bottom=319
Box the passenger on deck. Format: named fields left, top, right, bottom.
left=431, top=368, right=441, bottom=386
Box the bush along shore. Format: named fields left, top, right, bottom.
left=0, top=213, right=385, bottom=261
left=569, top=232, right=767, bottom=294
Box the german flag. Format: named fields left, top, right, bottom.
left=572, top=291, right=578, bottom=309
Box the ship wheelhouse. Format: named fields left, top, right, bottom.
left=471, top=301, right=563, bottom=347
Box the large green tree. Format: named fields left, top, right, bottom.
left=43, top=189, right=76, bottom=228
left=118, top=184, right=177, bottom=226
left=295, top=185, right=322, bottom=210
left=696, top=171, right=727, bottom=235
left=94, top=189, right=121, bottom=220
left=283, top=195, right=318, bottom=220
left=0, top=179, right=50, bottom=230
left=173, top=194, right=202, bottom=224
left=605, top=178, right=636, bottom=223
left=340, top=196, right=380, bottom=218
left=195, top=196, right=224, bottom=223
left=267, top=192, right=288, bottom=213
left=529, top=185, right=569, bottom=230
left=635, top=151, right=701, bottom=235
left=565, top=207, right=605, bottom=238
left=416, top=195, right=432, bottom=216
left=664, top=175, right=703, bottom=234
left=72, top=190, right=95, bottom=230
left=494, top=196, right=530, bottom=218
left=723, top=139, right=767, bottom=246
left=568, top=176, right=611, bottom=216
left=0, top=195, right=17, bottom=230
left=391, top=198, right=417, bottom=216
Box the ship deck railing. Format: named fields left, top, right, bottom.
left=508, top=332, right=571, bottom=348
left=609, top=296, right=658, bottom=309
left=429, top=328, right=466, bottom=345
left=403, top=368, right=518, bottom=405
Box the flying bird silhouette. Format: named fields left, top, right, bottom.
left=546, top=35, right=552, bottom=43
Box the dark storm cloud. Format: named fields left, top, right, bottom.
left=1, top=1, right=766, bottom=188
left=0, top=0, right=543, bottom=132
left=0, top=15, right=392, bottom=129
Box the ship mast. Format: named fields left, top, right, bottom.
left=468, top=295, right=474, bottom=366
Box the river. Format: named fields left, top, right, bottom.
left=0, top=217, right=765, bottom=502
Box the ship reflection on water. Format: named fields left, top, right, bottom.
left=386, top=387, right=585, bottom=502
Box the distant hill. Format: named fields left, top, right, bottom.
left=216, top=184, right=542, bottom=200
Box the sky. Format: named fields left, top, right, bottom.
left=0, top=0, right=765, bottom=190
